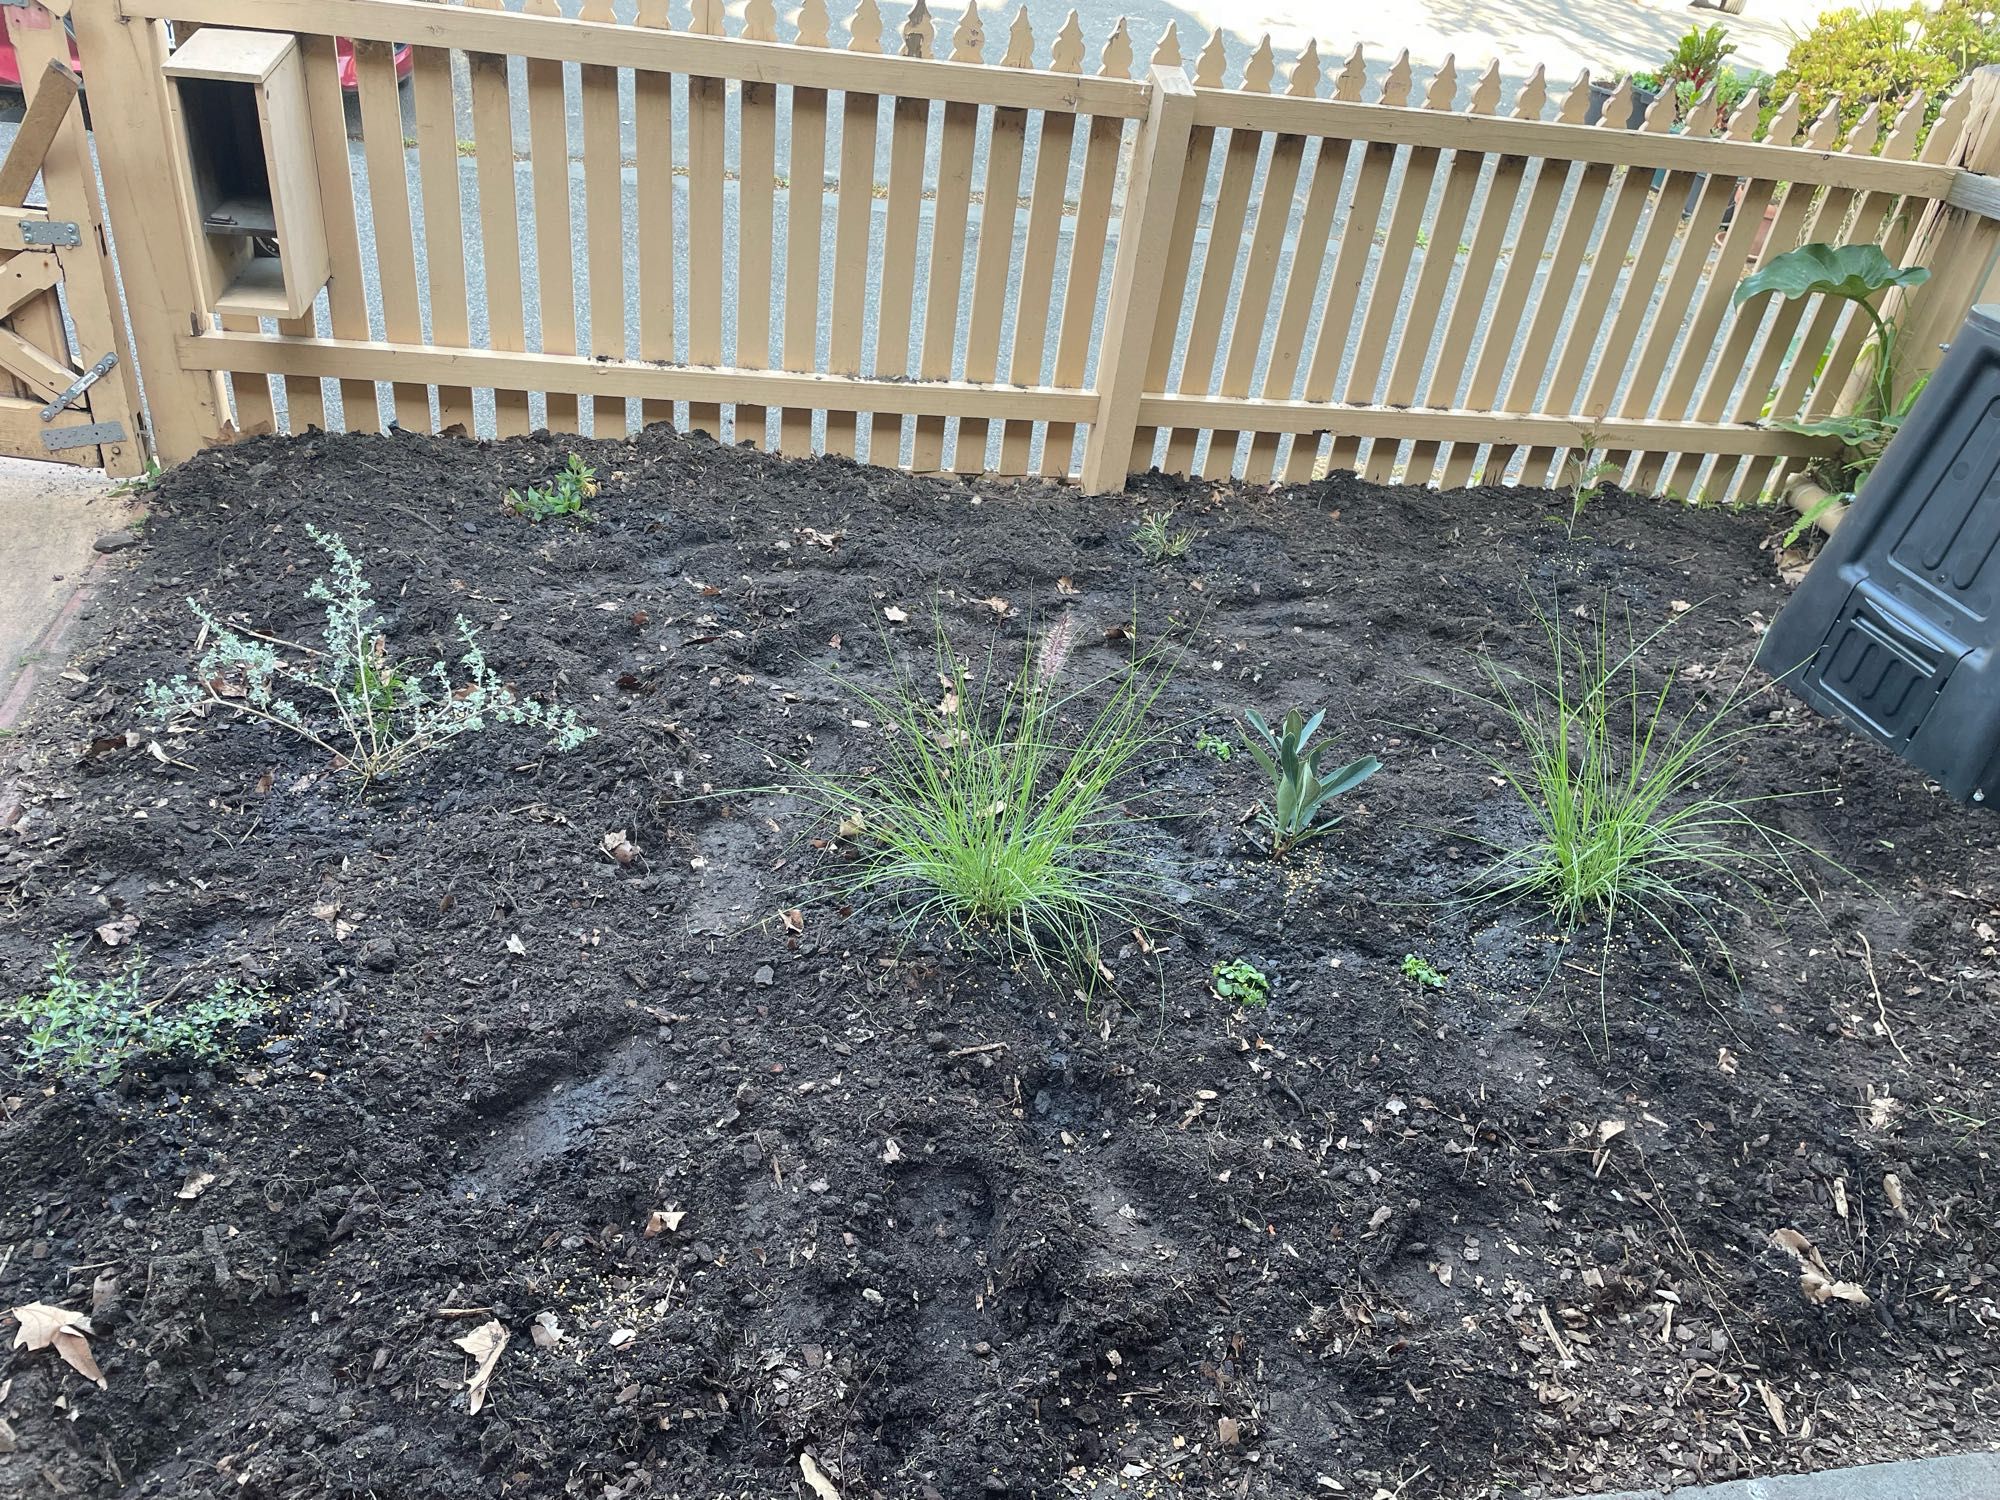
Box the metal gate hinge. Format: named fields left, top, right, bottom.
left=18, top=220, right=81, bottom=248
left=41, top=350, right=116, bottom=421
left=42, top=420, right=125, bottom=453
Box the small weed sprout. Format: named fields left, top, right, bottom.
left=1241, top=709, right=1382, bottom=857
left=7, top=943, right=267, bottom=1084
left=143, top=525, right=593, bottom=788
left=109, top=459, right=166, bottom=498
left=506, top=453, right=599, bottom=523
left=1211, top=959, right=1269, bottom=1007
left=1442, top=598, right=1835, bottom=972
left=783, top=614, right=1179, bottom=989
left=1400, top=953, right=1447, bottom=989
left=1194, top=728, right=1233, bottom=762
left=1133, top=510, right=1193, bottom=563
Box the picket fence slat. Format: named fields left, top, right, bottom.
left=93, top=0, right=2000, bottom=506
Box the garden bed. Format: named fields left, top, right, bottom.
left=0, top=428, right=1995, bottom=1499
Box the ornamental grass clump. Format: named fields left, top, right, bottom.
left=786, top=614, right=1179, bottom=988
left=1448, top=600, right=1833, bottom=966
left=144, top=525, right=592, bottom=789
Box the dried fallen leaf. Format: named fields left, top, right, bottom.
left=800, top=1452, right=842, bottom=1500
left=608, top=1327, right=636, bottom=1348
left=880, top=1138, right=904, bottom=1165
left=1216, top=1415, right=1241, bottom=1447
left=1757, top=1378, right=1788, bottom=1434
left=601, top=830, right=637, bottom=865
left=453, top=1318, right=508, bottom=1415
left=1771, top=1227, right=1871, bottom=1307
left=9, top=1304, right=105, bottom=1389
left=644, top=1208, right=686, bottom=1237
left=1884, top=1172, right=1908, bottom=1219
left=882, top=605, right=909, bottom=623
left=94, top=914, right=138, bottom=948
left=175, top=1170, right=216, bottom=1200
left=1056, top=576, right=1080, bottom=596
left=780, top=907, right=804, bottom=935
left=1596, top=1119, right=1627, bottom=1144
left=505, top=933, right=526, bottom=956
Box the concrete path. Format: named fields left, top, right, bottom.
left=1577, top=1450, right=2000, bottom=1500
left=0, top=456, right=125, bottom=730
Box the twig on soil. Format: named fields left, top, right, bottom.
left=1855, top=932, right=1914, bottom=1069
left=436, top=1306, right=495, bottom=1317
left=946, top=1042, right=1008, bottom=1058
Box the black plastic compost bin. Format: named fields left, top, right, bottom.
left=1758, top=303, right=2000, bottom=806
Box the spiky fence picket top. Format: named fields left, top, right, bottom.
left=0, top=429, right=1995, bottom=1499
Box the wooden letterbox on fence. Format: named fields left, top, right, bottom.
left=162, top=27, right=327, bottom=320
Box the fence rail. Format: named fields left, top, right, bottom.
left=76, top=0, right=2000, bottom=506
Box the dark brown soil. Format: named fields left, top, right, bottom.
left=0, top=427, right=1996, bottom=1500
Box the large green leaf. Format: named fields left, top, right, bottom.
left=1734, top=243, right=1929, bottom=307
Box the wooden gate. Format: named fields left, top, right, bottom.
left=0, top=8, right=144, bottom=477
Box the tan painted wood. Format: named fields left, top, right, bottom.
left=1130, top=392, right=1831, bottom=455
left=781, top=57, right=829, bottom=454
left=1413, top=65, right=1544, bottom=487
left=684, top=0, right=727, bottom=437
left=1126, top=19, right=1203, bottom=473
left=523, top=0, right=578, bottom=432
left=1434, top=70, right=1593, bottom=487
left=1597, top=89, right=1760, bottom=484
left=297, top=33, right=376, bottom=433
left=1345, top=56, right=1457, bottom=481
left=1161, top=34, right=1274, bottom=477
left=634, top=0, right=677, bottom=431
left=180, top=329, right=1098, bottom=420
left=63, top=5, right=227, bottom=461
left=911, top=1, right=986, bottom=471
left=0, top=252, right=62, bottom=321
left=999, top=113, right=1079, bottom=469
left=580, top=0, right=626, bottom=437
left=1628, top=94, right=1801, bottom=492
left=1081, top=66, right=1193, bottom=492
left=0, top=396, right=111, bottom=466
left=0, top=321, right=78, bottom=400
left=0, top=60, right=77, bottom=206
left=1392, top=61, right=1504, bottom=484
left=355, top=39, right=430, bottom=431
left=412, top=45, right=474, bottom=432
left=131, top=0, right=1154, bottom=118
left=1731, top=100, right=1890, bottom=501
left=161, top=26, right=292, bottom=84
left=824, top=0, right=883, bottom=457
left=1661, top=99, right=1842, bottom=499
left=221, top=312, right=275, bottom=435
left=3, top=13, right=146, bottom=473
left=869, top=38, right=932, bottom=467
left=1039, top=18, right=1131, bottom=475
left=1485, top=77, right=1630, bottom=483
left=1286, top=50, right=1411, bottom=482
left=734, top=0, right=780, bottom=449
left=466, top=20, right=533, bottom=436
left=1203, top=41, right=1321, bottom=480
left=953, top=10, right=1031, bottom=471
left=1785, top=88, right=1967, bottom=474
left=1526, top=86, right=1681, bottom=487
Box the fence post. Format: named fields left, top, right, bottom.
left=1855, top=65, right=2000, bottom=405
left=67, top=0, right=228, bottom=464
left=1080, top=65, right=1194, bottom=494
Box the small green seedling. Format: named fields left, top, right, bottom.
left=7, top=942, right=268, bottom=1083
left=1242, top=709, right=1382, bottom=856
left=1194, top=728, right=1233, bottom=762
left=1133, top=509, right=1193, bottom=563
left=110, top=460, right=166, bottom=498
left=1400, top=953, right=1447, bottom=990
left=506, top=453, right=599, bottom=523
left=1212, top=959, right=1269, bottom=1007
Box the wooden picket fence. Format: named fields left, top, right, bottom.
left=68, top=0, right=2000, bottom=503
